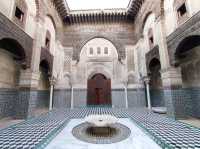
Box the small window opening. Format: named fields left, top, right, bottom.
left=89, top=48, right=94, bottom=55
left=45, top=38, right=50, bottom=49
left=177, top=3, right=187, bottom=18
left=104, top=47, right=108, bottom=54
left=149, top=36, right=154, bottom=45
left=149, top=36, right=154, bottom=49
left=15, top=7, right=24, bottom=22
left=97, top=47, right=101, bottom=55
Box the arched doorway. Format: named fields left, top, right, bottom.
left=87, top=74, right=111, bottom=106
left=34, top=60, right=50, bottom=116
left=149, top=58, right=164, bottom=107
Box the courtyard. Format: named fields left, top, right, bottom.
left=1, top=0, right=200, bottom=148
left=0, top=108, right=200, bottom=148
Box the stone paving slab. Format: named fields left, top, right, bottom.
left=0, top=108, right=200, bottom=148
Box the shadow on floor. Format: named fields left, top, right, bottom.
left=0, top=108, right=49, bottom=129
left=179, top=118, right=200, bottom=128
left=0, top=117, right=24, bottom=129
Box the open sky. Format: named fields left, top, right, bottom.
left=67, top=0, right=130, bottom=10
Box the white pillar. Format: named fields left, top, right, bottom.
left=122, top=80, right=128, bottom=108
left=144, top=77, right=151, bottom=110
left=49, top=84, right=54, bottom=111
left=49, top=77, right=57, bottom=111
left=71, top=86, right=74, bottom=109
left=124, top=85, right=128, bottom=108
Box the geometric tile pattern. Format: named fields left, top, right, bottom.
left=0, top=109, right=71, bottom=149
left=0, top=108, right=200, bottom=149
left=127, top=109, right=200, bottom=149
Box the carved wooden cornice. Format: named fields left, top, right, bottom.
left=127, top=0, right=144, bottom=19
left=66, top=9, right=128, bottom=24
left=52, top=0, right=144, bottom=24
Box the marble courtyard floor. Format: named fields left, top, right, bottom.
left=0, top=108, right=200, bottom=149
left=45, top=118, right=161, bottom=149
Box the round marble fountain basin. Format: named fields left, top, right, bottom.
left=85, top=115, right=118, bottom=127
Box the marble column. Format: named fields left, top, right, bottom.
left=49, top=76, right=57, bottom=111
left=124, top=83, right=128, bottom=109
left=71, top=85, right=74, bottom=109
left=144, top=77, right=151, bottom=110
left=122, top=79, right=128, bottom=109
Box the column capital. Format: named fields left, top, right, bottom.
left=143, top=76, right=150, bottom=84
left=49, top=76, right=57, bottom=85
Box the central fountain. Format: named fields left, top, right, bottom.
left=85, top=115, right=118, bottom=137
left=72, top=114, right=131, bottom=144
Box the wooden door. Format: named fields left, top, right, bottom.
left=87, top=74, right=111, bottom=106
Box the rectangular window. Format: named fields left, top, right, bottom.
left=89, top=48, right=94, bottom=55
left=97, top=47, right=101, bottom=55
left=177, top=3, right=187, bottom=18
left=15, top=7, right=24, bottom=22
left=104, top=47, right=108, bottom=54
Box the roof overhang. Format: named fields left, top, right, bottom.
left=52, top=0, right=144, bottom=24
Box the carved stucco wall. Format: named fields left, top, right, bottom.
left=0, top=49, right=20, bottom=88
left=134, top=0, right=162, bottom=41
left=71, top=37, right=127, bottom=88
left=63, top=22, right=136, bottom=61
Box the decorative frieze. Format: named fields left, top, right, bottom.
left=52, top=0, right=144, bottom=23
